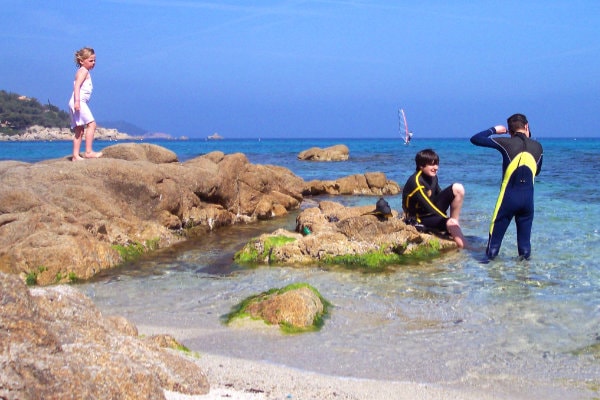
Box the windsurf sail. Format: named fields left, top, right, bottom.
left=398, top=108, right=412, bottom=145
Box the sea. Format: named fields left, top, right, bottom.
left=2, top=137, right=599, bottom=396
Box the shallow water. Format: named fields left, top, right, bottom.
left=78, top=216, right=600, bottom=390
left=4, top=137, right=599, bottom=392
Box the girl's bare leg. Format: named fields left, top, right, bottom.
left=72, top=126, right=85, bottom=161
left=84, top=121, right=103, bottom=158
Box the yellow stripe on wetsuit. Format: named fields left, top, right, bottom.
left=489, top=152, right=538, bottom=235
left=405, top=170, right=447, bottom=222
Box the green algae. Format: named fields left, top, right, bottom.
left=25, top=265, right=47, bottom=286
left=235, top=233, right=445, bottom=271
left=315, top=239, right=442, bottom=271
left=234, top=235, right=297, bottom=264
left=223, top=282, right=331, bottom=334
left=571, top=342, right=600, bottom=359
left=112, top=238, right=160, bottom=263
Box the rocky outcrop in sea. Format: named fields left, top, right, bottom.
left=297, top=144, right=349, bottom=161
left=0, top=143, right=399, bottom=285
left=0, top=125, right=138, bottom=141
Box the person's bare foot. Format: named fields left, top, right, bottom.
left=84, top=151, right=103, bottom=158
left=72, top=155, right=85, bottom=161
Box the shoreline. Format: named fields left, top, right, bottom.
left=0, top=125, right=138, bottom=142
left=165, top=352, right=593, bottom=400
left=166, top=352, right=489, bottom=400
left=136, top=325, right=591, bottom=400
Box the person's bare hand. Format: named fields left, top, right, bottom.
left=494, top=125, right=507, bottom=134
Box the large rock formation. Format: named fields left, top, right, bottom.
left=303, top=171, right=400, bottom=196
left=0, top=143, right=399, bottom=285
left=0, top=272, right=209, bottom=399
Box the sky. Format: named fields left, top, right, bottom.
left=2, top=0, right=599, bottom=139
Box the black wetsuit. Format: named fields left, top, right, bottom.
left=402, top=170, right=455, bottom=231
left=470, top=128, right=543, bottom=259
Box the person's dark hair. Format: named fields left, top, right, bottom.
left=415, top=149, right=439, bottom=171
left=507, top=113, right=528, bottom=134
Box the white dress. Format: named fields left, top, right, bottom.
left=68, top=72, right=94, bottom=128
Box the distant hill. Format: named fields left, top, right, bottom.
left=0, top=89, right=152, bottom=138
left=98, top=120, right=148, bottom=136
left=0, top=90, right=70, bottom=135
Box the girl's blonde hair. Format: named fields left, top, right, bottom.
left=74, top=47, right=95, bottom=67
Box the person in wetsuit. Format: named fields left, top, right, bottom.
left=402, top=149, right=467, bottom=248
left=470, top=113, right=543, bottom=260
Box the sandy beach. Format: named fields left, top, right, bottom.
left=163, top=350, right=594, bottom=400
left=164, top=352, right=491, bottom=400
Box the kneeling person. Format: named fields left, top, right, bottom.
left=402, top=149, right=467, bottom=248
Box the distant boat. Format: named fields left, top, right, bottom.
left=206, top=132, right=223, bottom=140
left=398, top=108, right=413, bottom=145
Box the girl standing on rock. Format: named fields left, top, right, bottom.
left=68, top=47, right=103, bottom=160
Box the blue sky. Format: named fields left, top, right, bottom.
left=2, top=1, right=599, bottom=138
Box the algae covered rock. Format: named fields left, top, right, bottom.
left=234, top=200, right=457, bottom=271
left=224, top=283, right=330, bottom=333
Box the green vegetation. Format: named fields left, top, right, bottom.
left=0, top=90, right=70, bottom=135
left=235, top=233, right=445, bottom=272
left=323, top=239, right=442, bottom=272
left=25, top=266, right=48, bottom=286
left=68, top=272, right=79, bottom=283
left=223, top=282, right=331, bottom=334
left=112, top=238, right=160, bottom=263
left=571, top=342, right=600, bottom=358
left=172, top=342, right=201, bottom=358
left=234, top=235, right=297, bottom=264
left=54, top=271, right=80, bottom=284
left=145, top=238, right=160, bottom=251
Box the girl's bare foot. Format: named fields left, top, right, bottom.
left=84, top=151, right=103, bottom=158
left=72, top=155, right=85, bottom=161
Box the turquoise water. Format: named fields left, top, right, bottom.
left=2, top=137, right=599, bottom=394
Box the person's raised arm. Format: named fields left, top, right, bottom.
left=470, top=126, right=505, bottom=148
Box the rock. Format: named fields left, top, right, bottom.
left=203, top=152, right=305, bottom=219
left=101, top=143, right=178, bottom=163
left=297, top=144, right=349, bottom=161
left=235, top=200, right=457, bottom=267
left=0, top=146, right=305, bottom=284
left=0, top=125, right=137, bottom=141
left=226, top=284, right=328, bottom=332
left=246, top=287, right=324, bottom=328
left=0, top=144, right=400, bottom=285
left=0, top=272, right=209, bottom=399
left=303, top=172, right=401, bottom=196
